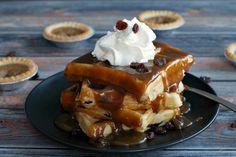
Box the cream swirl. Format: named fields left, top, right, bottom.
left=92, top=17, right=158, bottom=66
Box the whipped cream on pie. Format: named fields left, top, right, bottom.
left=92, top=17, right=158, bottom=66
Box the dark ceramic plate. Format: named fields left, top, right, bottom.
left=25, top=72, right=219, bottom=153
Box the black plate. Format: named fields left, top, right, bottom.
left=25, top=72, right=219, bottom=153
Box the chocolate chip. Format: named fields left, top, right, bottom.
left=5, top=51, right=16, bottom=57
left=116, top=20, right=128, bottom=30
left=154, top=127, right=167, bottom=134
left=199, top=76, right=211, bottom=84
left=146, top=131, right=155, bottom=139
left=130, top=62, right=148, bottom=73
left=154, top=57, right=167, bottom=66
left=164, top=121, right=175, bottom=130
left=132, top=23, right=139, bottom=33
left=229, top=121, right=236, bottom=128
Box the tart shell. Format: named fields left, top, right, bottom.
left=225, top=42, right=236, bottom=61
left=0, top=57, right=38, bottom=84
left=43, top=22, right=94, bottom=42
left=138, top=10, right=185, bottom=30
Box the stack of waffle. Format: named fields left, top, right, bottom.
left=61, top=42, right=194, bottom=139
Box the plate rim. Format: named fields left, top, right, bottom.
left=25, top=72, right=219, bottom=153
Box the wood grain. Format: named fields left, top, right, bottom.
left=0, top=107, right=235, bottom=150
left=0, top=0, right=236, bottom=58
left=0, top=81, right=235, bottom=150
left=0, top=148, right=235, bottom=157
left=0, top=0, right=236, bottom=156
left=0, top=33, right=236, bottom=57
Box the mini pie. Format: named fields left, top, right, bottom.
left=43, top=22, right=94, bottom=41
left=0, top=57, right=38, bottom=83
left=138, top=10, right=185, bottom=30
left=225, top=42, right=236, bottom=61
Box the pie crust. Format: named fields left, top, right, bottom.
left=138, top=10, right=185, bottom=30
left=225, top=42, right=236, bottom=61
left=43, top=22, right=94, bottom=41
left=0, top=57, right=38, bottom=83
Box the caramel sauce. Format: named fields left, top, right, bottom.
left=94, top=87, right=124, bottom=111
left=180, top=101, right=191, bottom=114
left=70, top=41, right=194, bottom=99
left=109, top=131, right=146, bottom=146
left=172, top=116, right=193, bottom=129
left=54, top=113, right=79, bottom=132
left=168, top=83, right=179, bottom=92
left=89, top=121, right=116, bottom=138
left=151, top=94, right=164, bottom=112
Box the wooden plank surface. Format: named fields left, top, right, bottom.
left=0, top=33, right=236, bottom=57
left=0, top=148, right=236, bottom=157
left=0, top=0, right=236, bottom=156
left=0, top=0, right=236, bottom=57
left=0, top=81, right=235, bottom=150
left=0, top=107, right=235, bottom=150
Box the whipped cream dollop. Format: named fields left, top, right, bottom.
left=92, top=18, right=158, bottom=66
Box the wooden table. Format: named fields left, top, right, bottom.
left=0, top=0, right=236, bottom=156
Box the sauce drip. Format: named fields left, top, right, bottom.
left=70, top=41, right=195, bottom=99
left=168, top=83, right=179, bottom=92
left=180, top=101, right=191, bottom=114
left=151, top=94, right=164, bottom=112
left=94, top=87, right=124, bottom=111
left=109, top=131, right=146, bottom=146
left=172, top=116, right=193, bottom=129
left=54, top=113, right=79, bottom=132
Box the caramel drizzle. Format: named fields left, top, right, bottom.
left=70, top=41, right=194, bottom=128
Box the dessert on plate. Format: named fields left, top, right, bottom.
left=60, top=18, right=195, bottom=145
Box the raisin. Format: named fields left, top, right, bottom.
left=154, top=127, right=167, bottom=134
left=229, top=121, right=236, bottom=128
left=5, top=51, right=16, bottom=57
left=71, top=128, right=82, bottom=136
left=132, top=23, right=139, bottom=33
left=116, top=20, right=128, bottom=30
left=146, top=131, right=155, bottom=139
left=95, top=138, right=110, bottom=147
left=164, top=121, right=175, bottom=130
left=130, top=62, right=148, bottom=73
left=154, top=57, right=167, bottom=66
